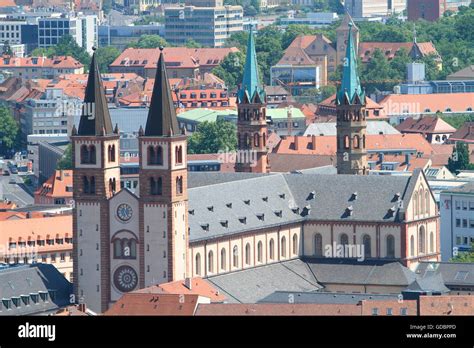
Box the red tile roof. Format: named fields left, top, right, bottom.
left=396, top=116, right=456, bottom=134
left=104, top=293, right=201, bottom=316
left=449, top=122, right=474, bottom=143
left=0, top=56, right=83, bottom=69
left=359, top=42, right=439, bottom=63
left=34, top=170, right=73, bottom=201
left=273, top=133, right=434, bottom=156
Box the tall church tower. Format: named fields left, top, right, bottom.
left=138, top=47, right=189, bottom=285
left=72, top=50, right=121, bottom=313
left=336, top=23, right=368, bottom=175
left=336, top=13, right=359, bottom=66
left=235, top=28, right=270, bottom=173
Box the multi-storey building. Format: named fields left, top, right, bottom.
left=407, top=0, right=471, bottom=21
left=0, top=20, right=25, bottom=44
left=164, top=1, right=243, bottom=47
left=0, top=56, right=84, bottom=79
left=346, top=0, right=406, bottom=19
left=38, top=14, right=98, bottom=54
left=440, top=183, right=474, bottom=261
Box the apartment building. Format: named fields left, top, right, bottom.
left=0, top=20, right=25, bottom=44
left=38, top=14, right=98, bottom=54
left=345, top=0, right=406, bottom=19
left=440, top=183, right=474, bottom=261
left=408, top=0, right=471, bottom=21
left=0, top=56, right=84, bottom=79
left=164, top=0, right=243, bottom=47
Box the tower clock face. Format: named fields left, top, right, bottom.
left=117, top=203, right=133, bottom=222
left=113, top=265, right=138, bottom=293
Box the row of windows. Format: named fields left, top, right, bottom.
left=372, top=307, right=408, bottom=316
left=195, top=234, right=298, bottom=276
left=456, top=236, right=474, bottom=246
left=455, top=200, right=474, bottom=211
left=179, top=92, right=226, bottom=99
left=313, top=233, right=395, bottom=258
left=147, top=145, right=183, bottom=166
left=237, top=133, right=267, bottom=149
left=413, top=188, right=431, bottom=216
left=455, top=219, right=474, bottom=229
left=8, top=238, right=72, bottom=249
left=0, top=292, right=53, bottom=311
left=4, top=252, right=71, bottom=264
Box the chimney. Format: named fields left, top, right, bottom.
left=184, top=277, right=192, bottom=290
left=294, top=136, right=299, bottom=151
left=59, top=170, right=64, bottom=181
left=26, top=212, right=32, bottom=219
left=405, top=153, right=411, bottom=165
left=378, top=153, right=384, bottom=163
left=311, top=135, right=316, bottom=150
left=77, top=303, right=86, bottom=313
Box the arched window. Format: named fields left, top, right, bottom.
left=418, top=226, right=425, bottom=254
left=176, top=176, right=183, bottom=195
left=429, top=232, right=434, bottom=253
left=232, top=246, right=238, bottom=268
left=262, top=133, right=266, bottom=147
left=150, top=177, right=162, bottom=195
left=281, top=236, right=286, bottom=258
left=254, top=133, right=260, bottom=147
left=208, top=251, right=214, bottom=273
left=175, top=146, right=183, bottom=165
left=257, top=241, right=263, bottom=262
left=344, top=135, right=350, bottom=149
left=90, top=176, right=96, bottom=194
left=156, top=146, right=163, bottom=165
left=245, top=133, right=250, bottom=148
left=353, top=135, right=360, bottom=149
left=113, top=239, right=122, bottom=258
left=89, top=145, right=96, bottom=164
left=269, top=239, right=275, bottom=260
left=386, top=235, right=395, bottom=258
left=314, top=233, right=323, bottom=257
left=413, top=192, right=418, bottom=216
left=80, top=145, right=89, bottom=164
left=108, top=145, right=116, bottom=163
left=245, top=243, right=251, bottom=265
left=363, top=235, right=371, bottom=258
left=425, top=191, right=430, bottom=214
left=195, top=253, right=201, bottom=276
left=220, top=248, right=226, bottom=270
left=129, top=239, right=137, bottom=258
left=147, top=146, right=155, bottom=165
left=410, top=235, right=415, bottom=256
left=419, top=188, right=424, bottom=215
left=340, top=233, right=349, bottom=246
left=292, top=234, right=298, bottom=255
left=83, top=176, right=89, bottom=194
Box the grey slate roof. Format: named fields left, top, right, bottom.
left=405, top=273, right=450, bottom=293
left=188, top=170, right=423, bottom=242
left=307, top=260, right=417, bottom=286
left=188, top=172, right=274, bottom=189
left=258, top=291, right=399, bottom=304
left=304, top=121, right=400, bottom=137
left=206, top=259, right=322, bottom=303
left=416, top=262, right=474, bottom=287
left=0, top=264, right=72, bottom=316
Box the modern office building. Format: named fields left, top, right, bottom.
left=98, top=24, right=165, bottom=50
left=164, top=0, right=243, bottom=47
left=0, top=20, right=25, bottom=44
left=440, top=183, right=474, bottom=261
left=345, top=0, right=406, bottom=19
left=38, top=14, right=98, bottom=54
left=407, top=0, right=471, bottom=21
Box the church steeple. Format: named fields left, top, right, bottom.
left=337, top=23, right=364, bottom=105
left=145, top=47, right=179, bottom=137
left=77, top=48, right=114, bottom=136
left=237, top=27, right=265, bottom=104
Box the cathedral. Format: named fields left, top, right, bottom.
left=73, top=32, right=440, bottom=314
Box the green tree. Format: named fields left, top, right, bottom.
left=187, top=120, right=237, bottom=154
left=2, top=41, right=12, bottom=56
left=95, top=46, right=121, bottom=72
left=361, top=48, right=396, bottom=93
left=129, top=35, right=170, bottom=49
left=225, top=31, right=248, bottom=50
left=55, top=35, right=91, bottom=66
left=319, top=85, right=337, bottom=100
left=185, top=39, right=203, bottom=48
left=281, top=24, right=317, bottom=49
left=451, top=242, right=474, bottom=262
left=389, top=48, right=411, bottom=81
left=441, top=114, right=474, bottom=129
left=212, top=51, right=245, bottom=89
left=0, top=106, right=19, bottom=156
left=30, top=47, right=56, bottom=57
left=447, top=142, right=474, bottom=174
left=56, top=144, right=73, bottom=170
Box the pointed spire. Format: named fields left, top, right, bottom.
left=413, top=23, right=417, bottom=44
left=337, top=23, right=364, bottom=105
left=238, top=26, right=264, bottom=103
left=77, top=47, right=114, bottom=136
left=144, top=46, right=179, bottom=137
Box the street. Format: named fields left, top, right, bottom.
left=0, top=173, right=34, bottom=207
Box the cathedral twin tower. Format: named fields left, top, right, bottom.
left=72, top=24, right=367, bottom=313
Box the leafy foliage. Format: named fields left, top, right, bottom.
left=56, top=144, right=73, bottom=170
left=128, top=35, right=170, bottom=49
left=31, top=35, right=91, bottom=67
left=447, top=142, right=474, bottom=173
left=0, top=106, right=19, bottom=156
left=95, top=46, right=121, bottom=73
left=451, top=242, right=474, bottom=262
left=212, top=51, right=245, bottom=90
left=187, top=120, right=237, bottom=154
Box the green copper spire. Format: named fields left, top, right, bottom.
left=238, top=27, right=264, bottom=103
left=337, top=23, right=364, bottom=105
